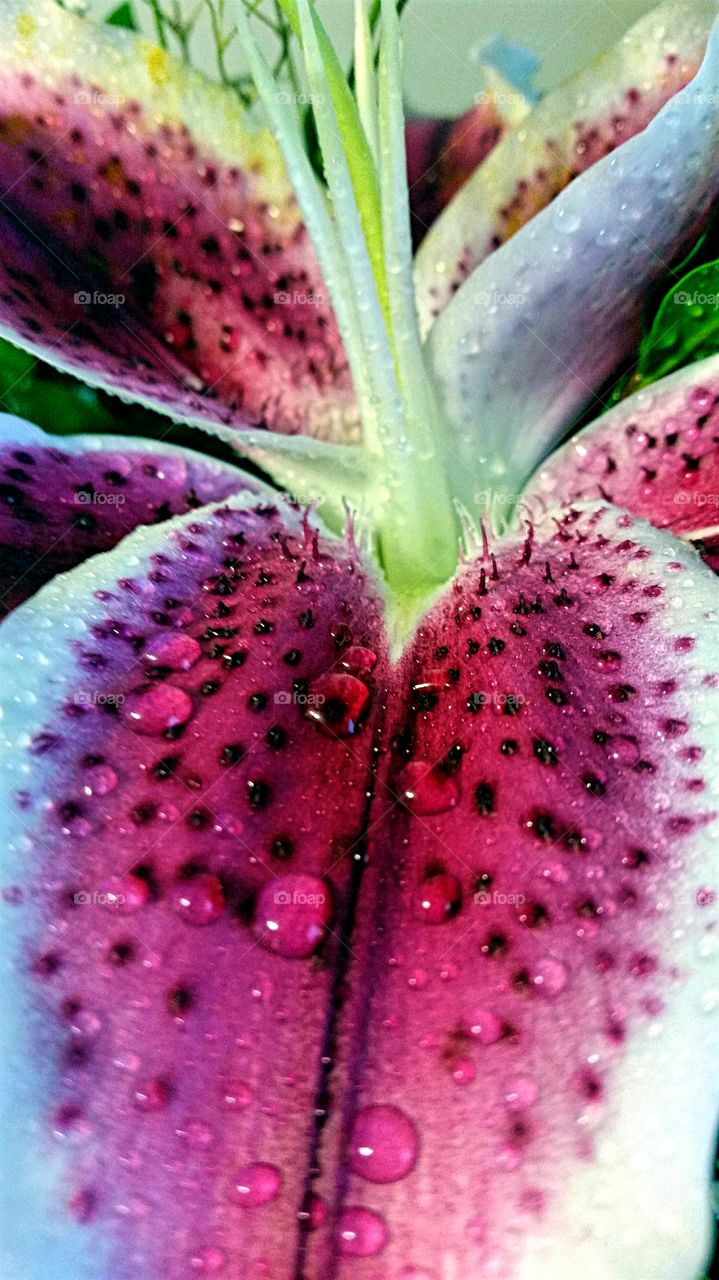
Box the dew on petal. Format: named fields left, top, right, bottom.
left=348, top=1104, right=420, bottom=1183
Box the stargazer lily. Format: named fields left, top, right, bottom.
left=1, top=0, right=719, bottom=1277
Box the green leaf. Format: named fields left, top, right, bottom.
left=276, top=0, right=389, bottom=322
left=105, top=1, right=137, bottom=30
left=627, top=258, right=719, bottom=393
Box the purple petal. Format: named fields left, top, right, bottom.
left=2, top=498, right=719, bottom=1278
left=526, top=356, right=719, bottom=564
left=0, top=495, right=384, bottom=1279
left=0, top=0, right=356, bottom=440
left=0, top=417, right=256, bottom=614
left=307, top=506, right=719, bottom=1279
left=416, top=0, right=716, bottom=329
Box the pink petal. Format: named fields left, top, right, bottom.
left=526, top=356, right=719, bottom=566
left=0, top=417, right=255, bottom=614
left=416, top=1, right=716, bottom=328
left=0, top=0, right=355, bottom=440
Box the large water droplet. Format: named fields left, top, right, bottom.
left=99, top=873, right=150, bottom=914
left=348, top=1104, right=419, bottom=1183
left=398, top=762, right=460, bottom=815
left=467, top=1008, right=503, bottom=1045
left=337, top=1206, right=388, bottom=1257
left=170, top=873, right=225, bottom=926
left=305, top=674, right=370, bottom=737
left=254, top=874, right=332, bottom=958
left=415, top=872, right=463, bottom=924
left=228, top=1162, right=282, bottom=1206
left=122, top=685, right=193, bottom=735
left=531, top=957, right=568, bottom=997
left=144, top=633, right=201, bottom=671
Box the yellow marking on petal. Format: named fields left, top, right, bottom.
left=51, top=208, right=78, bottom=230
left=15, top=11, right=36, bottom=38
left=102, top=157, right=125, bottom=189
left=146, top=45, right=171, bottom=86
left=0, top=114, right=30, bottom=145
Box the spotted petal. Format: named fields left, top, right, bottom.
left=0, top=0, right=356, bottom=446
left=525, top=355, right=719, bottom=563
left=416, top=0, right=718, bottom=330
left=307, top=505, right=719, bottom=1280
left=0, top=416, right=258, bottom=615
left=424, top=11, right=719, bottom=514
left=0, top=494, right=384, bottom=1280
left=2, top=494, right=719, bottom=1279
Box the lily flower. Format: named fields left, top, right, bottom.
left=1, top=1, right=719, bottom=1277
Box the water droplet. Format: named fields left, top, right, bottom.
left=416, top=872, right=462, bottom=924
left=452, top=1057, right=476, bottom=1086
left=608, top=735, right=640, bottom=765
left=189, top=1245, right=226, bottom=1273
left=503, top=1075, right=538, bottom=1109
left=254, top=874, right=332, bottom=958
left=554, top=208, right=581, bottom=234
left=340, top=646, right=377, bottom=678
left=122, top=685, right=193, bottom=735
left=398, top=762, right=460, bottom=815
left=348, top=1105, right=419, bottom=1183
left=337, top=1206, right=388, bottom=1257
left=467, top=1008, right=503, bottom=1045
left=134, top=1077, right=171, bottom=1111
left=144, top=633, right=201, bottom=671
left=228, top=1162, right=282, bottom=1206
left=82, top=763, right=117, bottom=796
left=181, top=1121, right=215, bottom=1149
left=305, top=674, right=370, bottom=737
left=99, top=873, right=150, bottom=914
left=170, top=873, right=225, bottom=926
left=223, top=1081, right=252, bottom=1110
left=531, top=957, right=568, bottom=997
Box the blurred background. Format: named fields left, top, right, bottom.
left=85, top=0, right=663, bottom=111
